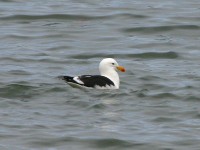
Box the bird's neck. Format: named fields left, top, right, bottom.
left=101, top=70, right=120, bottom=89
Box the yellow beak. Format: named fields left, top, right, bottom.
left=117, top=66, right=126, bottom=72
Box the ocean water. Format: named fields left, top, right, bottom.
left=0, top=0, right=200, bottom=150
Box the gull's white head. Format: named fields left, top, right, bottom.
left=99, top=58, right=125, bottom=89
left=99, top=58, right=125, bottom=73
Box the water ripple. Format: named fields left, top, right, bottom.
left=0, top=83, right=40, bottom=99
left=28, top=136, right=137, bottom=149
left=69, top=51, right=178, bottom=59
left=1, top=14, right=107, bottom=21
left=122, top=25, right=200, bottom=33
left=149, top=92, right=179, bottom=99
left=0, top=13, right=148, bottom=21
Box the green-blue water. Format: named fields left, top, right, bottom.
left=0, top=0, right=200, bottom=150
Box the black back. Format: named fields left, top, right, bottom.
left=60, top=75, right=115, bottom=88
left=79, top=75, right=115, bottom=88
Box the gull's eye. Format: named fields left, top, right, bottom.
left=112, top=63, right=115, bottom=65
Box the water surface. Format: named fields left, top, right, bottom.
left=0, top=0, right=200, bottom=150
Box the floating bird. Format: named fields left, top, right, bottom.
left=59, top=58, right=125, bottom=89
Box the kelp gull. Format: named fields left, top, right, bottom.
left=59, top=58, right=125, bottom=89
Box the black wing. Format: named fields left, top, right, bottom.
left=78, top=75, right=114, bottom=88
left=59, top=76, right=80, bottom=84
left=59, top=75, right=115, bottom=88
